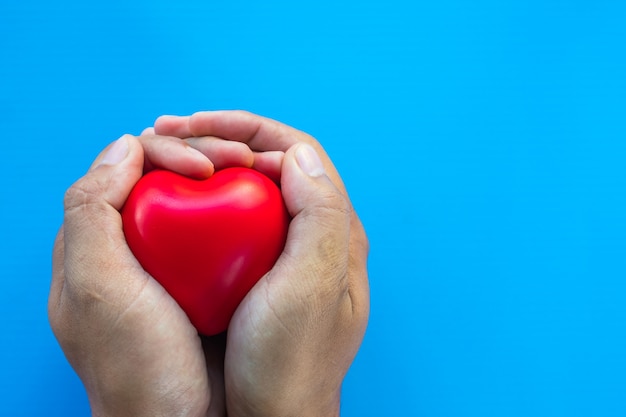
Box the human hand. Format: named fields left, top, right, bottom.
left=154, top=111, right=370, bottom=417
left=49, top=133, right=254, bottom=417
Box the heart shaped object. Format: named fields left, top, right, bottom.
left=121, top=167, right=290, bottom=335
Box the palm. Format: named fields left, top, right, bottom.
left=223, top=279, right=293, bottom=415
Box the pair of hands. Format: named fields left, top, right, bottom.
left=49, top=111, right=370, bottom=417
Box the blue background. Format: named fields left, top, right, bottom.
left=1, top=1, right=626, bottom=415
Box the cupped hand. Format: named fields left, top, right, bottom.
left=49, top=134, right=253, bottom=417
left=155, top=111, right=370, bottom=417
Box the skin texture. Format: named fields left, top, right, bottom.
left=49, top=111, right=370, bottom=417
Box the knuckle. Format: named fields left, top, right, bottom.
left=64, top=179, right=91, bottom=210
left=47, top=289, right=75, bottom=344
left=313, top=187, right=351, bottom=218
left=63, top=176, right=106, bottom=214
left=351, top=214, right=370, bottom=257
left=316, top=232, right=349, bottom=274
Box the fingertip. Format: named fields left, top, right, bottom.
left=103, top=134, right=146, bottom=209
left=281, top=144, right=344, bottom=218
left=156, top=114, right=183, bottom=122
left=138, top=134, right=215, bottom=179
left=185, top=137, right=254, bottom=172
left=252, top=151, right=284, bottom=183
left=154, top=115, right=192, bottom=137
left=97, top=135, right=131, bottom=168
left=294, top=144, right=325, bottom=178
left=185, top=146, right=215, bottom=178
left=237, top=145, right=255, bottom=169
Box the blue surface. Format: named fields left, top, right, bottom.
left=2, top=1, right=626, bottom=415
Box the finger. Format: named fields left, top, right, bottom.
left=141, top=127, right=155, bottom=135
left=251, top=151, right=284, bottom=183
left=279, top=144, right=370, bottom=347
left=187, top=111, right=350, bottom=195
left=161, top=111, right=307, bottom=155
left=88, top=134, right=214, bottom=179
left=155, top=114, right=282, bottom=180
left=154, top=115, right=192, bottom=138
left=271, top=144, right=352, bottom=311
left=62, top=135, right=148, bottom=300
left=138, top=134, right=214, bottom=178
left=188, top=111, right=298, bottom=152
left=186, top=136, right=254, bottom=170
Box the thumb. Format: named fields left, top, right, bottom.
left=61, top=134, right=146, bottom=299
left=82, top=134, right=144, bottom=209
left=276, top=144, right=351, bottom=299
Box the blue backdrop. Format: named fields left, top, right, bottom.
left=1, top=1, right=626, bottom=416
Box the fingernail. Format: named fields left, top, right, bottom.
left=296, top=144, right=325, bottom=177
left=99, top=135, right=130, bottom=166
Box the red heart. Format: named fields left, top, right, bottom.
left=121, top=167, right=290, bottom=335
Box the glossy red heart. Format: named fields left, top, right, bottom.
left=121, top=167, right=290, bottom=335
